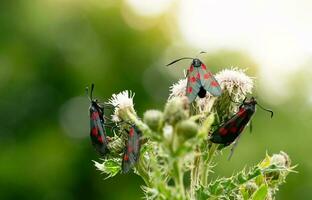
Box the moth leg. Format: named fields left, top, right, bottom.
left=249, top=120, right=253, bottom=133
left=228, top=133, right=243, bottom=161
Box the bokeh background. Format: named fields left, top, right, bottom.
left=1, top=0, right=311, bottom=199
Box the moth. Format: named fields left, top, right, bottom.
left=122, top=125, right=142, bottom=173
left=209, top=97, right=273, bottom=159
left=167, top=55, right=222, bottom=103
left=87, top=84, right=110, bottom=156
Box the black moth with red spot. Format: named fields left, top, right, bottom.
left=167, top=56, right=222, bottom=103
left=210, top=97, right=273, bottom=146
left=122, top=125, right=142, bottom=173
left=88, top=84, right=109, bottom=156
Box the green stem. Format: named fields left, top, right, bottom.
left=200, top=143, right=218, bottom=186
left=173, top=159, right=185, bottom=199
left=170, top=126, right=186, bottom=199
left=190, top=148, right=201, bottom=200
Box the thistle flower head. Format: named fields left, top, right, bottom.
left=169, top=78, right=187, bottom=99
left=271, top=151, right=291, bottom=168
left=215, top=67, right=253, bottom=100
left=108, top=90, right=136, bottom=122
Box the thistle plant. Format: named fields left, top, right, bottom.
left=93, top=68, right=295, bottom=200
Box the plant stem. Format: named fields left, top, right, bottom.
left=171, top=126, right=185, bottom=199
left=173, top=159, right=185, bottom=199
left=200, top=143, right=218, bottom=186
left=190, top=147, right=201, bottom=200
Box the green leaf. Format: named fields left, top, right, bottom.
left=93, top=158, right=121, bottom=179
left=251, top=184, right=268, bottom=200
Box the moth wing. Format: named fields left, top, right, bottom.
left=210, top=113, right=246, bottom=145
left=122, top=126, right=142, bottom=173
left=122, top=150, right=131, bottom=173
left=198, top=63, right=222, bottom=96
left=186, top=65, right=202, bottom=103
left=89, top=107, right=109, bottom=156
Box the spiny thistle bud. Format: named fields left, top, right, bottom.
left=107, top=135, right=126, bottom=155
left=163, top=96, right=189, bottom=125
left=143, top=110, right=163, bottom=131
left=259, top=152, right=293, bottom=184
left=176, top=120, right=198, bottom=140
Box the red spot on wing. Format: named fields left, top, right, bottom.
left=204, top=73, right=211, bottom=80
left=91, top=112, right=99, bottom=120
left=129, top=128, right=134, bottom=137
left=97, top=135, right=103, bottom=143
left=210, top=81, right=219, bottom=87
left=187, top=87, right=193, bottom=94
left=238, top=109, right=247, bottom=117
left=196, top=73, right=200, bottom=79
left=201, top=64, right=207, bottom=70
left=189, top=65, right=194, bottom=72
left=124, top=154, right=129, bottom=161
left=91, top=127, right=98, bottom=136
left=127, top=146, right=133, bottom=153
left=219, top=127, right=228, bottom=136
left=190, top=76, right=196, bottom=83
left=230, top=127, right=238, bottom=133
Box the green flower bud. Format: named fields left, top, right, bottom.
left=143, top=110, right=163, bottom=131
left=176, top=120, right=198, bottom=140
left=260, top=152, right=292, bottom=184
left=163, top=97, right=189, bottom=125
left=243, top=181, right=258, bottom=197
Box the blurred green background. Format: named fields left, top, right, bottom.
left=0, top=0, right=311, bottom=199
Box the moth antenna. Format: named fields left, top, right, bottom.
left=166, top=57, right=194, bottom=66
left=257, top=103, right=274, bottom=118
left=196, top=51, right=207, bottom=58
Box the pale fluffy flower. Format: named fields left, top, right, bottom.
left=108, top=90, right=136, bottom=122
left=215, top=67, right=253, bottom=98
left=169, top=78, right=187, bottom=99
left=197, top=68, right=253, bottom=112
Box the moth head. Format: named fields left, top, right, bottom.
left=192, top=58, right=202, bottom=68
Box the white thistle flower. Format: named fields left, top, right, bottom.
left=215, top=67, right=253, bottom=99
left=108, top=90, right=136, bottom=122
left=169, top=78, right=187, bottom=99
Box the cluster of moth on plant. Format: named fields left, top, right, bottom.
left=87, top=54, right=273, bottom=173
